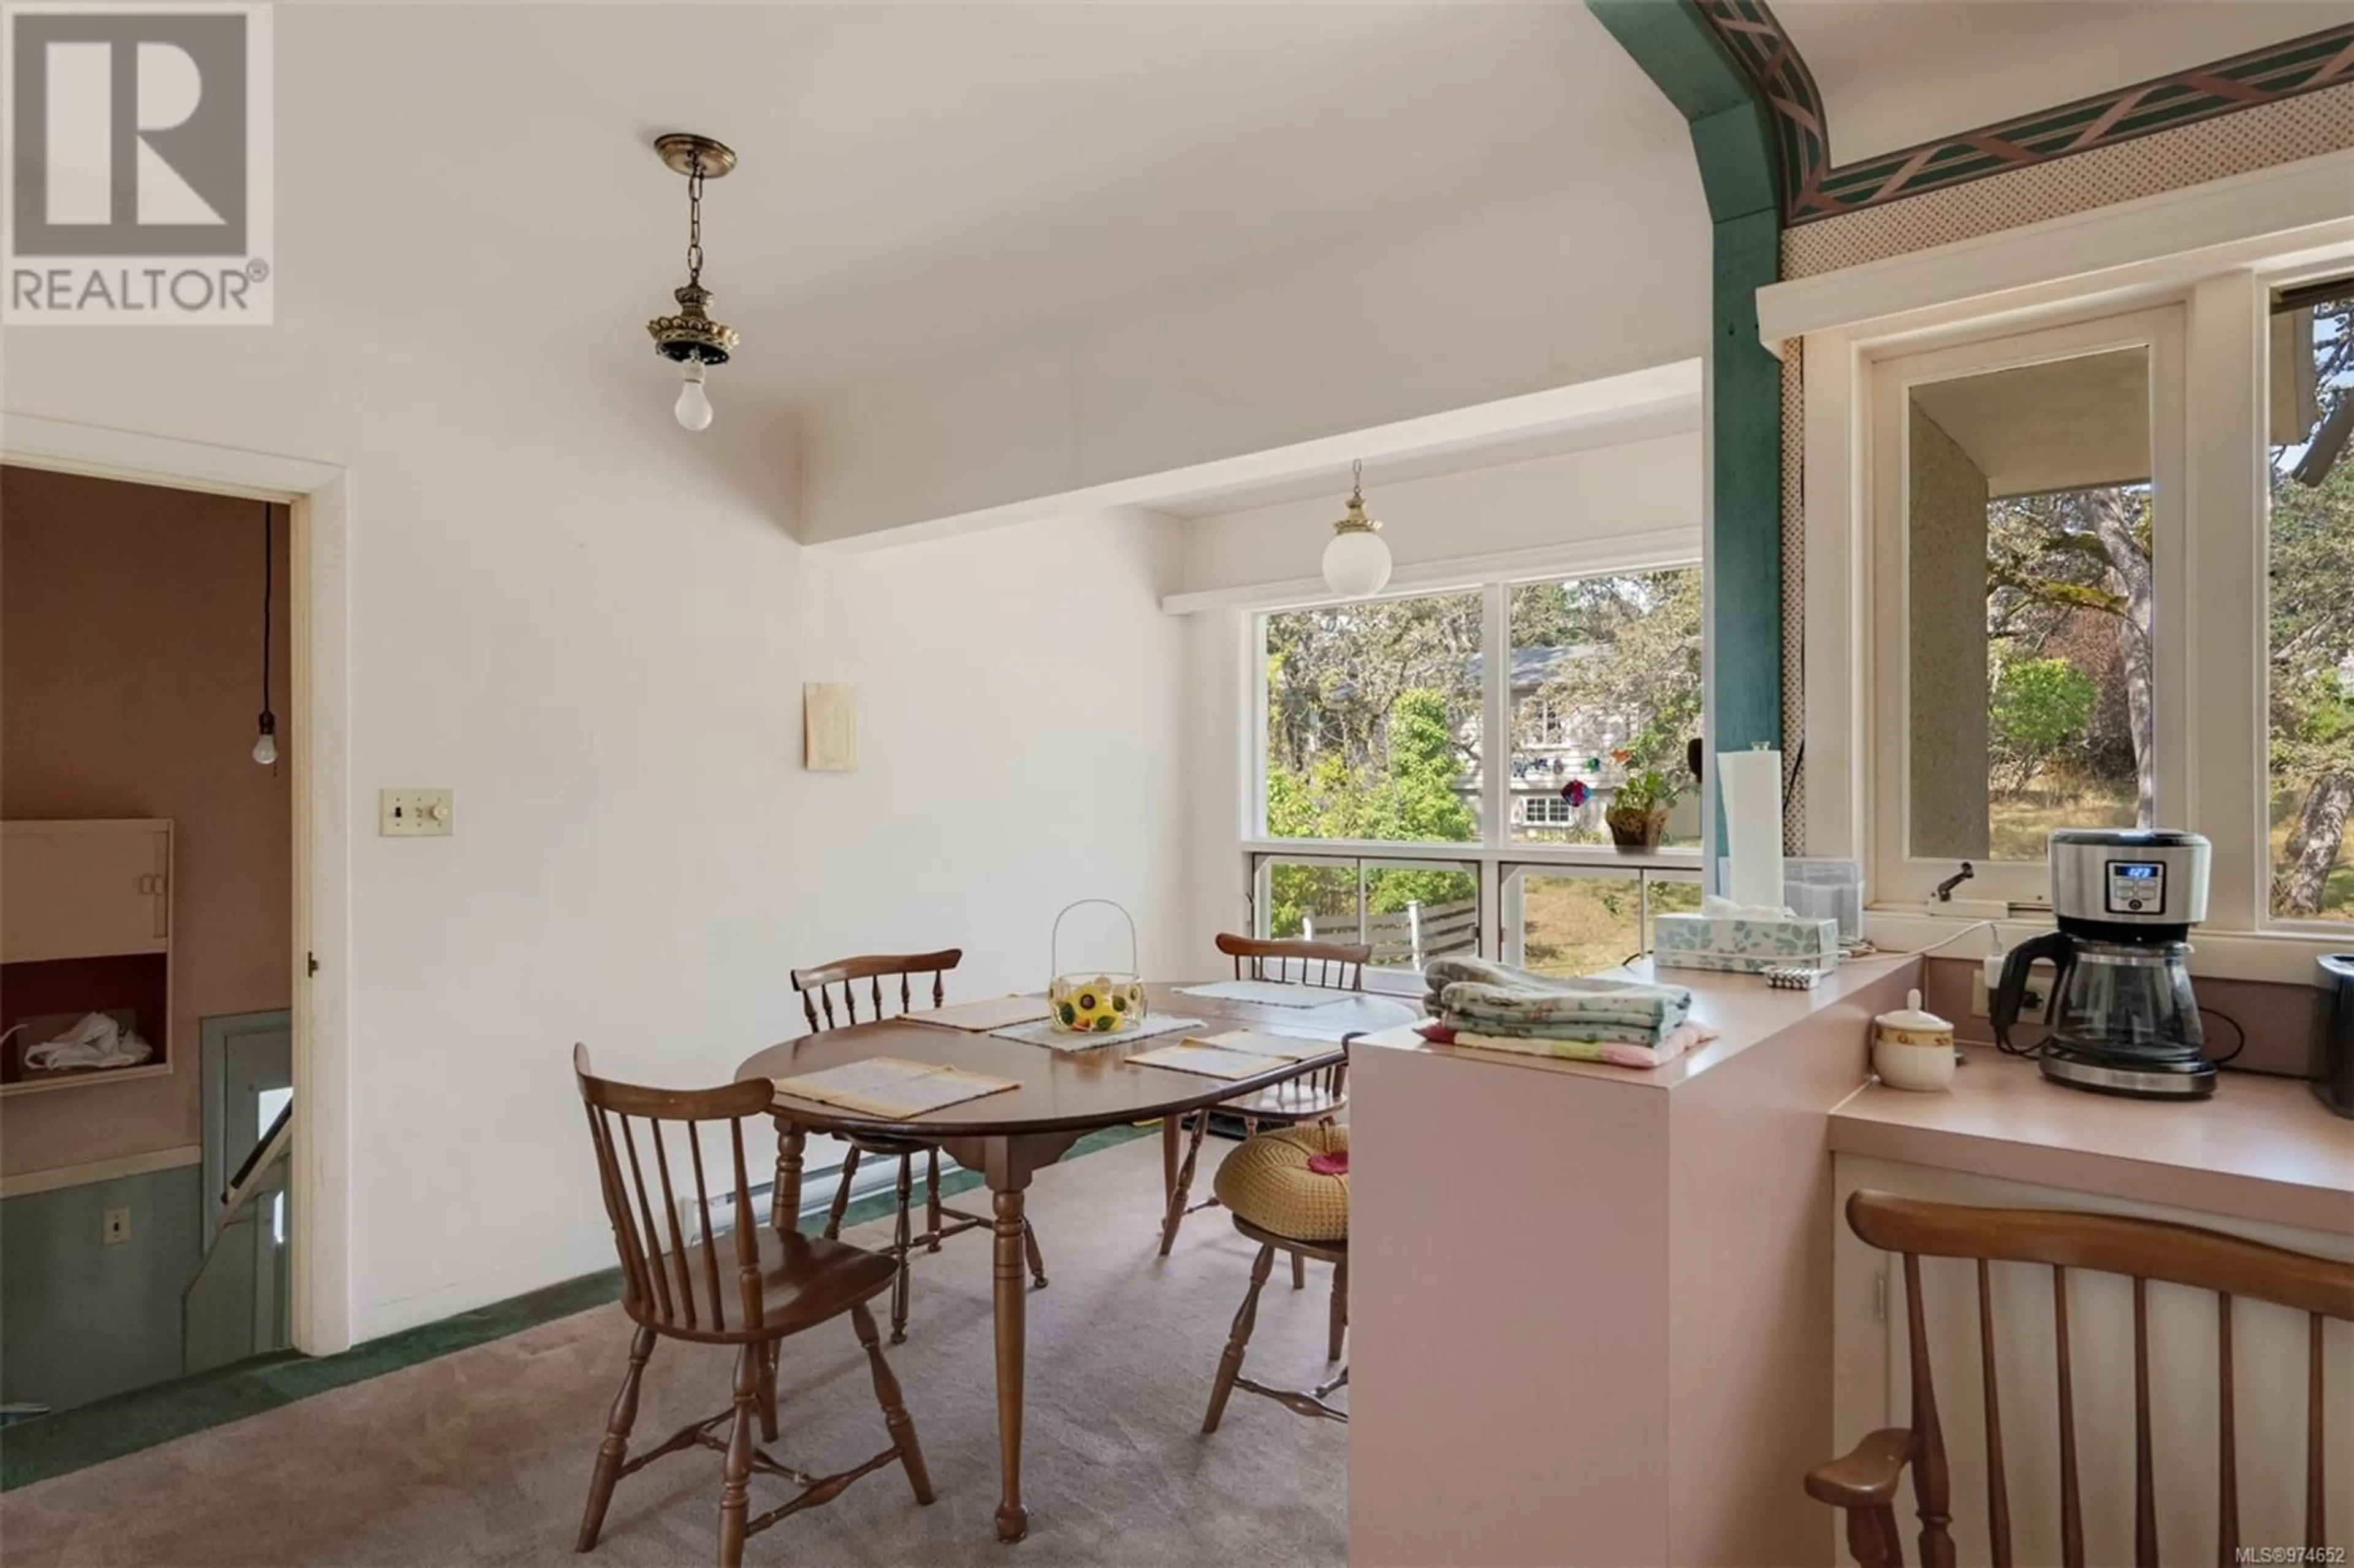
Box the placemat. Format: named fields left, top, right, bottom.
left=988, top=1014, right=1206, bottom=1052
left=1173, top=978, right=1354, bottom=1008
left=907, top=995, right=1055, bottom=1032
left=1180, top=1028, right=1328, bottom=1062
left=1128, top=1041, right=1290, bottom=1080
left=773, top=1057, right=1019, bottom=1119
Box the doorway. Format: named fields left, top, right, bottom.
left=0, top=470, right=302, bottom=1410
left=0, top=413, right=351, bottom=1367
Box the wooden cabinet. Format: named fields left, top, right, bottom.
left=1, top=820, right=174, bottom=1095
left=2, top=820, right=171, bottom=963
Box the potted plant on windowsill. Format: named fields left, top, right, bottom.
left=1605, top=765, right=1685, bottom=850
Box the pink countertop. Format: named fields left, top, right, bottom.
left=1352, top=953, right=1918, bottom=1092
left=1830, top=1050, right=2353, bottom=1236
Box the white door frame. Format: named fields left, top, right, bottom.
left=0, top=413, right=353, bottom=1354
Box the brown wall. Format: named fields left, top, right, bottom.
left=1, top=467, right=292, bottom=1175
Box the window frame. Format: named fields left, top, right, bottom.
left=1244, top=558, right=1707, bottom=966
left=1865, top=305, right=2188, bottom=909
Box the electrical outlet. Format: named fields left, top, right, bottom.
left=1970, top=972, right=2046, bottom=1019
left=379, top=788, right=454, bottom=837
left=102, top=1206, right=131, bottom=1245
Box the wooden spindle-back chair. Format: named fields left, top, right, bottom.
left=789, top=949, right=1045, bottom=1342
left=571, top=1046, right=932, bottom=1567
left=1809, top=1189, right=2354, bottom=1568
left=1157, top=935, right=1371, bottom=1286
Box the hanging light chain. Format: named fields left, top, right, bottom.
left=685, top=155, right=705, bottom=286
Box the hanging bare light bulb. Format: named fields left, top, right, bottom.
left=253, top=501, right=278, bottom=767
left=645, top=134, right=741, bottom=432
left=1321, top=460, right=1393, bottom=598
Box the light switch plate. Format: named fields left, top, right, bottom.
left=102, top=1206, right=131, bottom=1245
left=379, top=788, right=454, bottom=837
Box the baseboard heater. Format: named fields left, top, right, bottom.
left=677, top=1147, right=950, bottom=1241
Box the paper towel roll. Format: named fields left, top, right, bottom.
left=1720, top=747, right=1785, bottom=911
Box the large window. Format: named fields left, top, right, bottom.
left=1263, top=589, right=1484, bottom=847
left=2268, top=280, right=2354, bottom=924
left=1506, top=569, right=1702, bottom=846
left=1251, top=559, right=1702, bottom=976
left=1872, top=310, right=2181, bottom=908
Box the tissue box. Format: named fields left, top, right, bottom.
left=1653, top=912, right=1840, bottom=974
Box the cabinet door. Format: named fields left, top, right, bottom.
left=1, top=821, right=172, bottom=962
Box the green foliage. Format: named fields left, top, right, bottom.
left=1265, top=687, right=1476, bottom=934
left=1609, top=767, right=1684, bottom=815
left=1989, top=656, right=2098, bottom=791
left=1518, top=569, right=1702, bottom=772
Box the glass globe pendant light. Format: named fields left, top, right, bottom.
left=1321, top=460, right=1392, bottom=598
left=645, top=134, right=741, bottom=432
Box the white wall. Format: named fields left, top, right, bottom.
left=794, top=511, right=1191, bottom=997
left=1, top=343, right=1189, bottom=1350
left=801, top=158, right=1710, bottom=543
left=1172, top=432, right=1704, bottom=963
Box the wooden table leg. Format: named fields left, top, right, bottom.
left=991, top=1179, right=1030, bottom=1543
left=772, top=1118, right=805, bottom=1236
left=940, top=1129, right=1079, bottom=1546
left=1161, top=1114, right=1179, bottom=1203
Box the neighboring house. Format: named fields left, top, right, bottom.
left=1458, top=647, right=1644, bottom=835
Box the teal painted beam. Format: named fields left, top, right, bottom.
left=1590, top=0, right=1785, bottom=786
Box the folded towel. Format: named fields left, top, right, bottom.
left=1416, top=1018, right=1717, bottom=1070
left=1434, top=1015, right=1675, bottom=1047
left=1438, top=984, right=1689, bottom=1031
left=1424, top=957, right=1690, bottom=1015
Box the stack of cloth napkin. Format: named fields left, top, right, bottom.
left=1417, top=955, right=1716, bottom=1068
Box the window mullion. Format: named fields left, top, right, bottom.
left=1482, top=582, right=1508, bottom=850
left=2184, top=272, right=2266, bottom=931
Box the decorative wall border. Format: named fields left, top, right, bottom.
left=1696, top=3, right=2354, bottom=226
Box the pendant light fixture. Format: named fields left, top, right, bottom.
left=1321, top=460, right=1393, bottom=598
left=251, top=501, right=278, bottom=767
left=645, top=134, right=741, bottom=431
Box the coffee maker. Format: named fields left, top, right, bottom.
left=1992, top=828, right=2215, bottom=1099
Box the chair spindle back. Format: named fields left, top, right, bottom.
left=791, top=950, right=963, bottom=1033
left=1847, top=1189, right=2353, bottom=1568
left=1215, top=933, right=1369, bottom=993
left=574, top=1045, right=777, bottom=1340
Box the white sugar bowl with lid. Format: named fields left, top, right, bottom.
left=1872, top=989, right=1957, bottom=1092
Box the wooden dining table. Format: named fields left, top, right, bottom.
left=734, top=979, right=1415, bottom=1543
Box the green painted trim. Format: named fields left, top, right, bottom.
left=1708, top=206, right=1783, bottom=758
left=0, top=1123, right=1147, bottom=1491
left=1590, top=0, right=1785, bottom=778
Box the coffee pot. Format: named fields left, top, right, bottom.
left=1990, top=829, right=2214, bottom=1100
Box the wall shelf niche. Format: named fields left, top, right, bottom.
left=1, top=820, right=175, bottom=1097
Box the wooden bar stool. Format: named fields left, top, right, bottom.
left=792, top=950, right=1046, bottom=1341
left=1160, top=934, right=1363, bottom=1274
left=1201, top=1124, right=1351, bottom=1433
left=573, top=1046, right=934, bottom=1567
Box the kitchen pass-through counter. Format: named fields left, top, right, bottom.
left=1345, top=955, right=2351, bottom=1567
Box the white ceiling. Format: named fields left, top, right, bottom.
left=281, top=2, right=1681, bottom=405
left=1911, top=348, right=2150, bottom=497
left=1780, top=1, right=2354, bottom=166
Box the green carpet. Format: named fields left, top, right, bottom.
left=0, top=1124, right=1148, bottom=1492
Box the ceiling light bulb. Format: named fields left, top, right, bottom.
left=674, top=361, right=714, bottom=431
left=1322, top=528, right=1392, bottom=599
left=252, top=714, right=278, bottom=767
